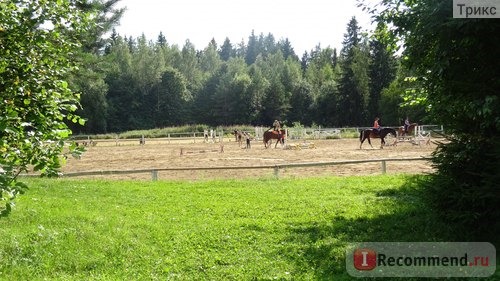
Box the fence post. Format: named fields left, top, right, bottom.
left=274, top=165, right=280, bottom=178
left=381, top=160, right=387, bottom=174
left=151, top=169, right=158, bottom=181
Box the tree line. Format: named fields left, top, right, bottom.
left=71, top=16, right=426, bottom=134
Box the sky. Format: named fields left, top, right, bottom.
left=114, top=0, right=375, bottom=55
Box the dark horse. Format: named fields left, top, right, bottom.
left=263, top=129, right=286, bottom=148
left=359, top=128, right=397, bottom=149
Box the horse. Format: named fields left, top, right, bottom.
left=398, top=123, right=418, bottom=137
left=233, top=130, right=244, bottom=147
left=263, top=129, right=286, bottom=148
left=359, top=127, right=397, bottom=149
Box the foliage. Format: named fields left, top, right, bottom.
left=338, top=17, right=372, bottom=126
left=150, top=67, right=190, bottom=127
left=89, top=21, right=404, bottom=131
left=0, top=0, right=91, bottom=216
left=289, top=80, right=314, bottom=125
left=116, top=124, right=209, bottom=138
left=1, top=175, right=488, bottom=280
left=368, top=22, right=397, bottom=118
left=374, top=0, right=500, bottom=235
left=68, top=52, right=109, bottom=134
left=379, top=65, right=428, bottom=125
left=77, top=0, right=125, bottom=53
left=68, top=0, right=124, bottom=134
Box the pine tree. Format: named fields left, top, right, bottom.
left=278, top=38, right=297, bottom=60
left=337, top=17, right=370, bottom=126
left=69, top=0, right=124, bottom=133
left=245, top=30, right=258, bottom=65
left=219, top=37, right=234, bottom=61
left=368, top=23, right=397, bottom=121
left=157, top=31, right=167, bottom=47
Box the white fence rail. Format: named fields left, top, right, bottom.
left=31, top=157, right=431, bottom=181
left=71, top=125, right=444, bottom=146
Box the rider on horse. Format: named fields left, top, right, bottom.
left=273, top=119, right=281, bottom=130
left=270, top=120, right=281, bottom=132
left=373, top=117, right=381, bottom=135
left=269, top=120, right=283, bottom=142
left=403, top=117, right=411, bottom=135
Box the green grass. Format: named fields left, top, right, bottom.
left=0, top=175, right=497, bottom=280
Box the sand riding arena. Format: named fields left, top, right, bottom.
left=61, top=135, right=439, bottom=180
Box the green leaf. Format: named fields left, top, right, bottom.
left=55, top=129, right=70, bottom=138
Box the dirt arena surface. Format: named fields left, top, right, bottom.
left=61, top=136, right=438, bottom=180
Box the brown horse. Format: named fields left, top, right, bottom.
left=233, top=130, right=244, bottom=147
left=263, top=129, right=286, bottom=148
left=398, top=123, right=418, bottom=137
left=359, top=128, right=397, bottom=149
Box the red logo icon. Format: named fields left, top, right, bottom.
left=353, top=248, right=377, bottom=270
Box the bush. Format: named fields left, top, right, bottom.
left=426, top=135, right=500, bottom=239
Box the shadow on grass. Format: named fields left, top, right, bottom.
left=280, top=175, right=499, bottom=281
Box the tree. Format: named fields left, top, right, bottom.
left=368, top=22, right=397, bottom=120
left=305, top=47, right=338, bottom=104
left=151, top=68, right=190, bottom=126
left=0, top=0, right=91, bottom=215
left=337, top=17, right=371, bottom=126
left=315, top=81, right=340, bottom=126
left=210, top=58, right=251, bottom=124
left=258, top=52, right=292, bottom=123
left=76, top=0, right=125, bottom=53
left=157, top=31, right=167, bottom=47
left=199, top=40, right=223, bottom=78
left=69, top=53, right=109, bottom=133
left=247, top=64, right=269, bottom=123
left=300, top=51, right=309, bottom=74
left=245, top=30, right=258, bottom=65
left=219, top=37, right=234, bottom=61
left=375, top=0, right=500, bottom=236
left=288, top=80, right=314, bottom=125
left=278, top=38, right=298, bottom=61
left=104, top=35, right=136, bottom=132
left=175, top=40, right=202, bottom=95
left=262, top=33, right=278, bottom=58
left=379, top=65, right=427, bottom=125
left=69, top=0, right=124, bottom=133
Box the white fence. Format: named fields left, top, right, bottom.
left=72, top=125, right=444, bottom=146
left=46, top=157, right=431, bottom=181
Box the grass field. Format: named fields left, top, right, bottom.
left=0, top=176, right=497, bottom=280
